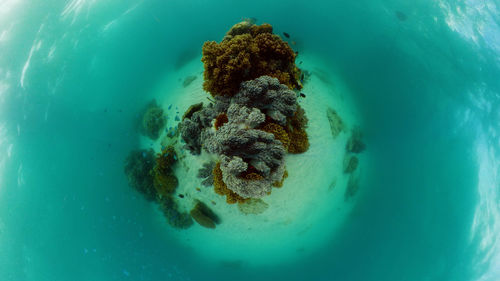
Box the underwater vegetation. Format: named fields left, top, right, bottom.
left=141, top=100, right=166, bottom=140
left=201, top=21, right=302, bottom=97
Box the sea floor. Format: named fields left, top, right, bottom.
left=140, top=52, right=366, bottom=266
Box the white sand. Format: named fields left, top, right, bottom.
left=142, top=52, right=365, bottom=267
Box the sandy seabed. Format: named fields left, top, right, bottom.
left=141, top=52, right=365, bottom=266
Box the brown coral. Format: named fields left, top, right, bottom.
left=202, top=23, right=301, bottom=97
left=213, top=162, right=247, bottom=204
left=286, top=105, right=310, bottom=153
left=214, top=113, right=228, bottom=130
left=260, top=122, right=290, bottom=150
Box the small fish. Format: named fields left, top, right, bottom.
left=173, top=154, right=177, bottom=160
left=299, top=61, right=303, bottom=64
left=168, top=104, right=172, bottom=110
left=300, top=93, right=306, bottom=98
left=211, top=200, right=216, bottom=205
left=142, top=152, right=147, bottom=158
left=196, top=187, right=201, bottom=192
left=283, top=32, right=290, bottom=38
left=178, top=194, right=184, bottom=198
left=175, top=116, right=180, bottom=121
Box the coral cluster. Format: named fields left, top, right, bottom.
left=201, top=22, right=302, bottom=97
left=181, top=75, right=309, bottom=202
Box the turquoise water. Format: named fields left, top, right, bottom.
left=0, top=0, right=499, bottom=280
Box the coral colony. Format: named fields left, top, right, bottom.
left=124, top=21, right=310, bottom=229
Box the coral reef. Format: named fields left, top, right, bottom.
left=124, top=149, right=157, bottom=201
left=190, top=200, right=221, bottom=229
left=237, top=198, right=269, bottom=215
left=326, top=107, right=344, bottom=138
left=160, top=196, right=193, bottom=229
left=202, top=22, right=301, bottom=97
left=141, top=101, right=166, bottom=140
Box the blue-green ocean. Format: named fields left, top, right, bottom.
left=0, top=0, right=499, bottom=280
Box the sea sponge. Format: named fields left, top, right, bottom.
left=213, top=162, right=247, bottom=204
left=124, top=149, right=157, bottom=201
left=202, top=23, right=301, bottom=97
left=190, top=201, right=221, bottom=229
left=141, top=101, right=166, bottom=140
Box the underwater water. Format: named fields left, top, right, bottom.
left=0, top=0, right=500, bottom=280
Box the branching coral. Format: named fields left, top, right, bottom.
left=124, top=149, right=157, bottom=201
left=202, top=22, right=301, bottom=97
left=141, top=100, right=166, bottom=140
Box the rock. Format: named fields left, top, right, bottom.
left=190, top=201, right=221, bottom=229
left=343, top=155, right=359, bottom=174
left=326, top=107, right=344, bottom=138
left=237, top=198, right=269, bottom=215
